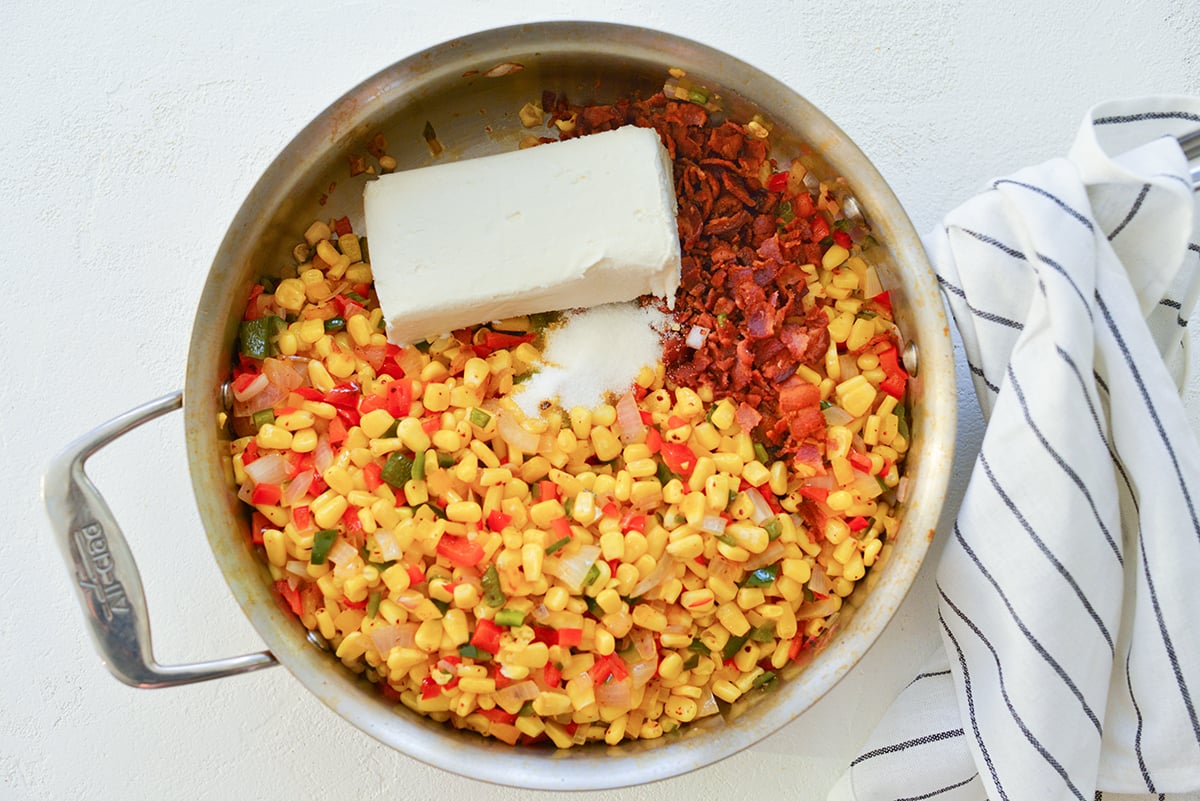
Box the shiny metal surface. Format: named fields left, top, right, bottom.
left=42, top=392, right=278, bottom=688
left=52, top=21, right=954, bottom=790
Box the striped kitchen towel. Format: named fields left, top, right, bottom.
left=830, top=97, right=1200, bottom=801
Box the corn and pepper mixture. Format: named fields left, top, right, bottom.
left=224, top=211, right=910, bottom=748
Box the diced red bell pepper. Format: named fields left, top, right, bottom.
left=811, top=215, right=831, bottom=242
left=407, top=564, right=426, bottom=586
left=358, top=393, right=387, bottom=415
left=871, top=291, right=893, bottom=314
left=543, top=662, right=562, bottom=689
left=833, top=230, right=853, bottom=250
left=420, top=675, right=441, bottom=700
left=421, top=416, right=441, bottom=435
left=470, top=618, right=503, bottom=655
left=766, top=171, right=789, bottom=192
left=380, top=682, right=404, bottom=702
left=242, top=284, right=266, bottom=321
left=880, top=374, right=907, bottom=399
left=341, top=595, right=368, bottom=610
left=275, top=580, right=302, bottom=616
left=848, top=516, right=869, bottom=532
left=799, top=485, right=829, bottom=503
left=644, top=427, right=662, bottom=455
left=478, top=707, right=517, bottom=725
left=251, top=483, right=281, bottom=506
left=333, top=216, right=353, bottom=236
left=531, top=626, right=558, bottom=646
left=437, top=535, right=485, bottom=567
left=638, top=410, right=653, bottom=425
left=231, top=372, right=260, bottom=395
left=557, top=627, right=583, bottom=648
left=292, top=505, right=311, bottom=530
left=486, top=510, right=513, bottom=533
left=327, top=416, right=348, bottom=446
left=601, top=502, right=620, bottom=519
left=550, top=516, right=573, bottom=542
left=323, top=382, right=361, bottom=410
left=660, top=442, right=698, bottom=477
left=386, top=379, right=412, bottom=417
left=788, top=637, right=805, bottom=661
left=590, top=653, right=628, bottom=684
left=342, top=505, right=363, bottom=537
left=621, top=513, right=647, bottom=534
left=538, top=480, right=559, bottom=502
left=666, top=415, right=688, bottom=430
left=241, top=439, right=259, bottom=465
left=848, top=450, right=873, bottom=473
left=483, top=331, right=536, bottom=350
left=293, top=386, right=324, bottom=402
left=251, top=511, right=271, bottom=545
left=362, top=462, right=383, bottom=491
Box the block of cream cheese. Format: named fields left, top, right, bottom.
left=363, top=125, right=681, bottom=344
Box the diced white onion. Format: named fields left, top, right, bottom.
left=822, top=405, right=855, bottom=427
left=328, top=539, right=359, bottom=565
left=243, top=453, right=290, bottom=485
left=370, top=623, right=416, bottom=655
left=281, top=469, right=313, bottom=506
left=630, top=627, right=657, bottom=661
left=742, top=540, right=785, bottom=572
left=630, top=556, right=674, bottom=597
left=862, top=265, right=884, bottom=298
left=546, top=544, right=600, bottom=592
left=497, top=412, right=542, bottom=455
left=808, top=564, right=832, bottom=595
left=700, top=514, right=728, bottom=535
left=232, top=373, right=269, bottom=402
left=313, top=433, right=334, bottom=474
left=743, top=487, right=773, bottom=525
left=615, top=391, right=646, bottom=444
left=495, top=680, right=541, bottom=709
left=595, top=677, right=632, bottom=707
left=375, top=530, right=402, bottom=561
left=628, top=658, right=657, bottom=688
left=685, top=325, right=710, bottom=349
left=696, top=689, right=720, bottom=718
left=285, top=560, right=309, bottom=578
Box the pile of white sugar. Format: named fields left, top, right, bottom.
left=514, top=303, right=668, bottom=417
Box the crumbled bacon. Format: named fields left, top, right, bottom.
left=561, top=91, right=837, bottom=459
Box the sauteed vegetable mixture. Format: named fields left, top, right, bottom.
left=226, top=88, right=910, bottom=747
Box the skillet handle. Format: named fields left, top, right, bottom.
left=42, top=391, right=278, bottom=688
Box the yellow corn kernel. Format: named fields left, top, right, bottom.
left=323, top=465, right=354, bottom=496
left=710, top=399, right=736, bottom=431
left=509, top=642, right=551, bottom=669
left=842, top=554, right=866, bottom=582
left=687, top=456, right=717, bottom=493
left=712, top=680, right=742, bottom=704
left=445, top=501, right=482, bottom=523
left=844, top=318, right=874, bottom=353
left=715, top=603, right=751, bottom=637
left=604, top=717, right=628, bottom=745
left=833, top=536, right=858, bottom=565
left=359, top=409, right=395, bottom=439
left=863, top=538, right=884, bottom=567
left=396, top=417, right=431, bottom=453
left=274, top=277, right=306, bottom=311
left=533, top=692, right=572, bottom=717
left=823, top=244, right=850, bottom=270
left=740, top=459, right=770, bottom=487
left=255, top=424, right=293, bottom=451
left=680, top=588, right=715, bottom=613
left=666, top=533, right=705, bottom=560
left=291, top=429, right=318, bottom=454
left=656, top=652, right=684, bottom=681
left=522, top=542, right=544, bottom=582
left=736, top=586, right=765, bottom=610
left=590, top=426, right=621, bottom=462
left=307, top=360, right=335, bottom=393
left=827, top=311, right=855, bottom=345
left=423, top=383, right=450, bottom=413
left=826, top=490, right=854, bottom=512
left=262, top=529, right=287, bottom=567
left=459, top=676, right=496, bottom=695
left=836, top=375, right=878, bottom=419
left=727, top=522, right=768, bottom=554
left=593, top=628, right=616, bottom=656
left=824, top=517, right=850, bottom=545
left=631, top=605, right=668, bottom=632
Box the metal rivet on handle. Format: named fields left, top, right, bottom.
left=902, top=341, right=919, bottom=377
left=221, top=381, right=234, bottom=411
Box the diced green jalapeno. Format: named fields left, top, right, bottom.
left=721, top=633, right=750, bottom=660
left=744, top=564, right=779, bottom=587
left=251, top=409, right=275, bottom=430
left=458, top=644, right=492, bottom=661
left=494, top=608, right=525, bottom=627
left=310, top=529, right=337, bottom=565
left=544, top=536, right=571, bottom=556
left=469, top=408, right=491, bottom=428
left=366, top=591, right=381, bottom=618
left=481, top=564, right=505, bottom=608
left=238, top=315, right=284, bottom=360
left=749, top=622, right=776, bottom=642
left=752, top=670, right=777, bottom=688
left=753, top=442, right=770, bottom=465
left=380, top=452, right=414, bottom=488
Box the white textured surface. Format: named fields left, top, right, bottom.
left=4, top=2, right=1197, bottom=799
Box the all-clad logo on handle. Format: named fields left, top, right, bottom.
left=74, top=523, right=129, bottom=620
